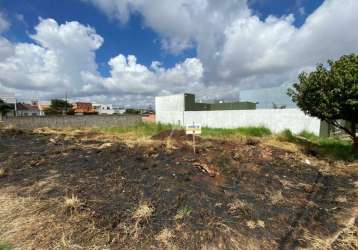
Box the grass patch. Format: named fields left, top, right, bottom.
left=278, top=130, right=358, bottom=161
left=298, top=131, right=319, bottom=141
left=97, top=122, right=173, bottom=137
left=0, top=242, right=11, bottom=250
left=202, top=126, right=272, bottom=138
left=277, top=129, right=295, bottom=142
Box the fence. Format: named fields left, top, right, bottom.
left=156, top=109, right=325, bottom=136
left=1, top=115, right=141, bottom=130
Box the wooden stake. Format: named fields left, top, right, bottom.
left=193, top=132, right=196, bottom=155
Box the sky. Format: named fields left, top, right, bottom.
left=0, top=0, right=357, bottom=107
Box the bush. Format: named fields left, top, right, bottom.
left=277, top=129, right=295, bottom=142
left=202, top=126, right=271, bottom=138
left=298, top=131, right=319, bottom=141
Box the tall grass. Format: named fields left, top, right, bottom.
left=278, top=129, right=358, bottom=161
left=97, top=122, right=174, bottom=137
left=202, top=126, right=272, bottom=138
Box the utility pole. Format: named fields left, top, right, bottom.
left=65, top=92, right=68, bottom=115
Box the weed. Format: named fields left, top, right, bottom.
left=0, top=242, right=11, bottom=250
left=0, top=168, right=7, bottom=178
left=277, top=129, right=295, bottom=142
left=277, top=130, right=358, bottom=161
left=155, top=228, right=174, bottom=244
left=174, top=206, right=192, bottom=220
left=64, top=194, right=82, bottom=211
left=202, top=126, right=272, bottom=138
left=298, top=130, right=319, bottom=141
left=132, top=202, right=154, bottom=222
left=227, top=200, right=252, bottom=214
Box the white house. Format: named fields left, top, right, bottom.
left=93, top=103, right=115, bottom=115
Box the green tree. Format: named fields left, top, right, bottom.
left=45, top=99, right=73, bottom=115
left=288, top=54, right=358, bottom=148
left=0, top=99, right=12, bottom=116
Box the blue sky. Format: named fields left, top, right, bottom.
left=1, top=0, right=196, bottom=75
left=1, top=0, right=323, bottom=74
left=0, top=0, right=356, bottom=106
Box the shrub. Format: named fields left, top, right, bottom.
left=277, top=129, right=295, bottom=142
left=202, top=126, right=271, bottom=138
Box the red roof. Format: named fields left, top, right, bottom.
left=16, top=103, right=39, bottom=111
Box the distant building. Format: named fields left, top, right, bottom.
left=73, top=102, right=96, bottom=115
left=0, top=93, right=17, bottom=116
left=182, top=93, right=256, bottom=111
left=38, top=104, right=49, bottom=116
left=16, top=103, right=41, bottom=116
left=113, top=106, right=126, bottom=115
left=93, top=103, right=115, bottom=115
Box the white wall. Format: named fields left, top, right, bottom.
left=184, top=109, right=321, bottom=135
left=155, top=94, right=185, bottom=125
left=157, top=108, right=321, bottom=135
left=155, top=94, right=321, bottom=135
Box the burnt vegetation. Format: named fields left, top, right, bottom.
left=0, top=128, right=357, bottom=249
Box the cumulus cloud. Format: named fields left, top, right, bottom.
left=83, top=54, right=203, bottom=95
left=0, top=18, right=203, bottom=105
left=1, top=0, right=358, bottom=106
left=83, top=0, right=358, bottom=93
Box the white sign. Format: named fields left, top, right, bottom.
left=186, top=123, right=201, bottom=135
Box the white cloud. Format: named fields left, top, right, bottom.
left=0, top=18, right=203, bottom=105
left=0, top=19, right=104, bottom=95
left=0, top=12, right=10, bottom=33
left=1, top=0, right=358, bottom=106
left=83, top=0, right=358, bottom=94
left=84, top=54, right=203, bottom=95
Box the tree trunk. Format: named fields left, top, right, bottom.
left=352, top=122, right=358, bottom=150
left=353, top=137, right=358, bottom=150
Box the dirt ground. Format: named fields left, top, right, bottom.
left=0, top=128, right=357, bottom=249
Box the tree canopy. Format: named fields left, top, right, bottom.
left=0, top=99, right=12, bottom=116
left=45, top=99, right=74, bottom=115
left=288, top=54, right=358, bottom=148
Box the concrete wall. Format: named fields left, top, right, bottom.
left=155, top=94, right=185, bottom=126
left=155, top=93, right=322, bottom=135
left=2, top=115, right=141, bottom=130
left=184, top=109, right=321, bottom=135
left=157, top=109, right=321, bottom=135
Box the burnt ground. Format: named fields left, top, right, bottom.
left=0, top=128, right=357, bottom=249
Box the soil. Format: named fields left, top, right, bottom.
left=0, top=128, right=357, bottom=249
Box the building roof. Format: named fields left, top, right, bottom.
left=16, top=103, right=40, bottom=111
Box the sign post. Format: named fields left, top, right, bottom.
left=186, top=122, right=201, bottom=154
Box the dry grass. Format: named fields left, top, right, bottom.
left=201, top=222, right=271, bottom=250
left=246, top=220, right=265, bottom=229
left=174, top=206, right=192, bottom=221
left=156, top=228, right=174, bottom=245
left=131, top=201, right=155, bottom=239
left=227, top=199, right=252, bottom=215
left=332, top=224, right=358, bottom=250
left=63, top=194, right=82, bottom=211
left=132, top=201, right=154, bottom=222
left=270, top=190, right=285, bottom=205
left=0, top=193, right=109, bottom=249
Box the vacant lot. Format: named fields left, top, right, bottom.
left=0, top=127, right=357, bottom=249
